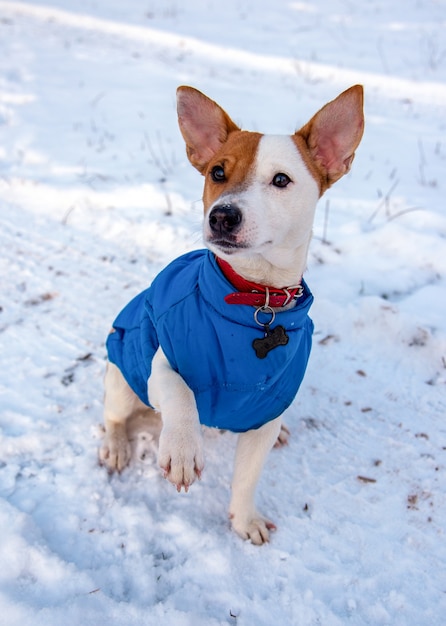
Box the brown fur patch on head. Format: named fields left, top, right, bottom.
left=291, top=133, right=328, bottom=196
left=202, top=130, right=263, bottom=210
left=177, top=86, right=240, bottom=174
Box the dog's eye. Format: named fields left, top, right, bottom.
left=211, top=165, right=226, bottom=182
left=272, top=173, right=291, bottom=188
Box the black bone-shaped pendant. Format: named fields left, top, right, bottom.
left=252, top=324, right=289, bottom=359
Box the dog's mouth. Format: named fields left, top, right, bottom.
left=207, top=237, right=250, bottom=255
left=207, top=234, right=275, bottom=256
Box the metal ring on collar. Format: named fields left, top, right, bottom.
left=254, top=305, right=276, bottom=327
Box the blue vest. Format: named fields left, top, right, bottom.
left=106, top=250, right=314, bottom=432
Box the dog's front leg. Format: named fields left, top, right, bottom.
left=229, top=417, right=282, bottom=545
left=100, top=361, right=138, bottom=472
left=149, top=347, right=204, bottom=492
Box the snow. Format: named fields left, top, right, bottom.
left=0, top=0, right=445, bottom=623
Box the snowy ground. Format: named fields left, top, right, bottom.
left=1, top=0, right=446, bottom=624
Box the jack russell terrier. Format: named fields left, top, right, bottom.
left=100, top=85, right=364, bottom=544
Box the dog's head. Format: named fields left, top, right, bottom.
left=177, top=85, right=364, bottom=269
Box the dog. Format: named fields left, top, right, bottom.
left=99, top=85, right=364, bottom=544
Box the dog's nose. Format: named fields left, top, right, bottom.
left=208, top=204, right=242, bottom=234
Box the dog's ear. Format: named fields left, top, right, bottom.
left=298, top=85, right=364, bottom=189
left=177, top=86, right=240, bottom=174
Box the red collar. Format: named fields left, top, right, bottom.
left=217, top=257, right=303, bottom=307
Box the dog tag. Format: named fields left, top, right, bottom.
left=252, top=324, right=289, bottom=359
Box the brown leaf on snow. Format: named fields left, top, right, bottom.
left=357, top=475, right=377, bottom=484
left=24, top=292, right=58, bottom=306
left=318, top=334, right=340, bottom=345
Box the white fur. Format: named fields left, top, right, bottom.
left=204, top=135, right=320, bottom=287
left=100, top=85, right=363, bottom=544
left=100, top=136, right=318, bottom=544
left=100, top=361, right=138, bottom=471
left=148, top=347, right=204, bottom=490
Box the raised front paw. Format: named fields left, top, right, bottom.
left=230, top=511, right=277, bottom=545
left=99, top=423, right=131, bottom=472
left=158, top=425, right=205, bottom=492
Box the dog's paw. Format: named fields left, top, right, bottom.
left=274, top=423, right=290, bottom=448
left=230, top=511, right=277, bottom=545
left=99, top=423, right=131, bottom=472
left=133, top=431, right=157, bottom=464
left=158, top=425, right=204, bottom=492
